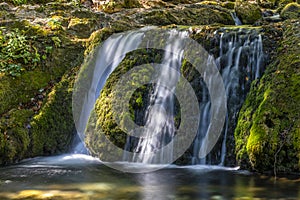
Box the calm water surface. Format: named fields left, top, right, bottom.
left=0, top=154, right=299, bottom=200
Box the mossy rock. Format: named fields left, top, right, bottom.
left=84, top=49, right=164, bottom=161
left=0, top=7, right=85, bottom=164
left=276, top=0, right=299, bottom=12
left=280, top=2, right=300, bottom=19
left=257, top=0, right=277, bottom=8
left=67, top=17, right=99, bottom=38
left=235, top=0, right=262, bottom=24
left=221, top=1, right=235, bottom=9
left=30, top=67, right=79, bottom=156
left=235, top=20, right=300, bottom=173
left=140, top=7, right=234, bottom=26
left=123, top=0, right=141, bottom=8
left=0, top=0, right=68, bottom=5
left=0, top=109, right=33, bottom=165
left=198, top=1, right=219, bottom=6
left=0, top=71, right=51, bottom=115
left=0, top=19, right=84, bottom=109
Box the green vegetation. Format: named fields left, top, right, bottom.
left=0, top=3, right=85, bottom=164
left=0, top=109, right=33, bottom=164
left=31, top=67, right=78, bottom=156
left=141, top=7, right=234, bottom=26
left=0, top=0, right=299, bottom=174
left=235, top=20, right=300, bottom=173
left=0, top=28, right=40, bottom=76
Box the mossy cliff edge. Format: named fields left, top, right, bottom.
left=235, top=20, right=300, bottom=174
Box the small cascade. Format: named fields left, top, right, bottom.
left=71, top=134, right=89, bottom=154
left=74, top=29, right=147, bottom=144
left=124, top=30, right=189, bottom=164
left=230, top=12, right=242, bottom=26
left=191, top=29, right=265, bottom=165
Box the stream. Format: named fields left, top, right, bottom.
left=0, top=154, right=299, bottom=199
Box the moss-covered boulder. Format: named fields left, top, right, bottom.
left=123, top=0, right=141, bottom=8
left=0, top=109, right=33, bottom=165
left=139, top=6, right=234, bottom=26
left=235, top=20, right=300, bottom=173
left=235, top=0, right=262, bottom=24
left=280, top=2, right=300, bottom=19
left=84, top=49, right=163, bottom=161
left=0, top=3, right=85, bottom=165
left=67, top=17, right=99, bottom=38
left=257, top=0, right=277, bottom=8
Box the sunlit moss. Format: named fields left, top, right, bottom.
left=235, top=20, right=300, bottom=173
left=30, top=67, right=79, bottom=156
left=85, top=49, right=163, bottom=160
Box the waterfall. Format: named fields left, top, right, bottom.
left=123, top=30, right=189, bottom=164
left=230, top=12, right=242, bottom=26
left=74, top=27, right=265, bottom=167
left=191, top=29, right=265, bottom=165
left=73, top=28, right=148, bottom=150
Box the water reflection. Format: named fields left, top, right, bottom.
left=0, top=154, right=299, bottom=199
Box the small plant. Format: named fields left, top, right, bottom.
left=71, top=0, right=81, bottom=7
left=101, top=0, right=116, bottom=12
left=11, top=0, right=27, bottom=5
left=0, top=28, right=41, bottom=76
left=42, top=46, right=53, bottom=60
left=47, top=18, right=63, bottom=31
left=51, top=36, right=61, bottom=47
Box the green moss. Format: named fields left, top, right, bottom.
left=0, top=70, right=51, bottom=115
left=198, top=1, right=219, bottom=6
left=0, top=8, right=84, bottom=164
left=235, top=0, right=262, bottom=24
left=0, top=0, right=67, bottom=5
left=67, top=17, right=99, bottom=39
left=123, top=0, right=141, bottom=8
left=0, top=109, right=33, bottom=165
left=235, top=20, right=300, bottom=173
left=141, top=7, right=234, bottom=26
left=221, top=1, right=235, bottom=9
left=257, top=0, right=277, bottom=8
left=280, top=3, right=300, bottom=19
left=85, top=49, right=163, bottom=160
left=30, top=67, right=78, bottom=156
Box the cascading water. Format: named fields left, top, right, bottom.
left=74, top=27, right=265, bottom=167
left=124, top=30, right=189, bottom=164
left=191, top=29, right=265, bottom=165
left=73, top=28, right=148, bottom=152
left=230, top=12, right=242, bottom=26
